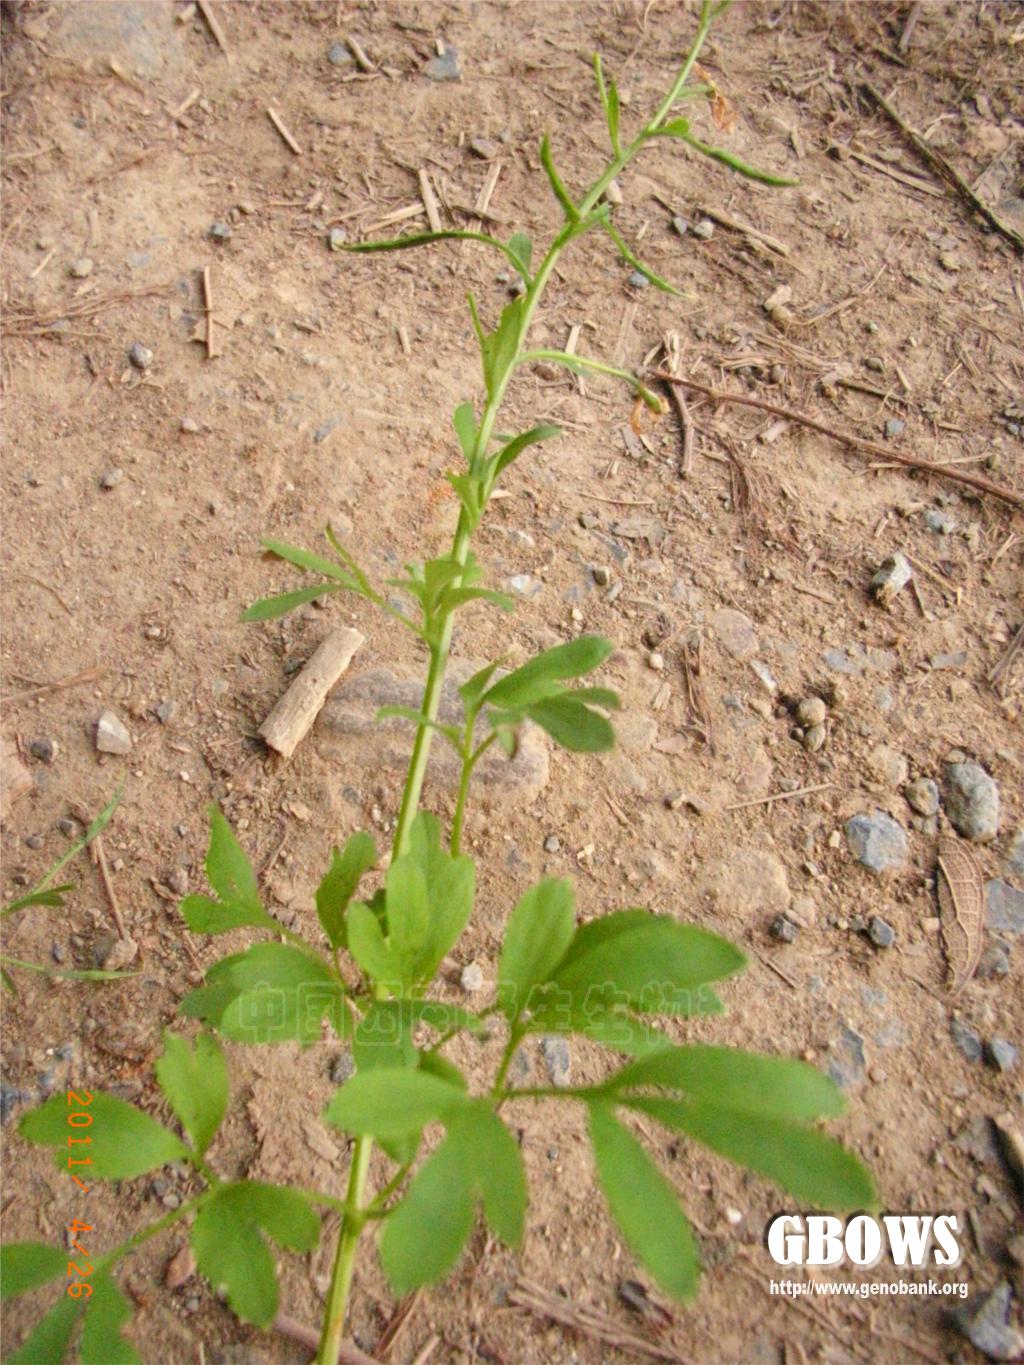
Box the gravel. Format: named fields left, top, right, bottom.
left=946, top=761, right=1000, bottom=842
left=986, top=879, right=1024, bottom=935
left=845, top=810, right=908, bottom=874
left=867, top=915, right=895, bottom=948
left=986, top=1038, right=1018, bottom=1073
left=128, top=342, right=152, bottom=370
left=540, top=1035, right=571, bottom=1088
left=95, top=710, right=131, bottom=755
left=460, top=961, right=484, bottom=993
left=959, top=1282, right=1024, bottom=1361
left=949, top=1017, right=983, bottom=1063
left=905, top=777, right=939, bottom=816
left=28, top=738, right=57, bottom=763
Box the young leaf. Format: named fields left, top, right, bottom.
left=2, top=884, right=74, bottom=914
left=344, top=228, right=530, bottom=275
left=588, top=1102, right=699, bottom=1303
left=445, top=472, right=484, bottom=530
left=507, top=231, right=533, bottom=279
left=682, top=134, right=798, bottom=186
left=21, top=1092, right=188, bottom=1178
left=242, top=584, right=336, bottom=622
left=325, top=1069, right=468, bottom=1139
left=7, top=1293, right=81, bottom=1365
left=401, top=813, right=475, bottom=985
left=610, top=1045, right=845, bottom=1121
left=182, top=806, right=276, bottom=936
left=259, top=537, right=358, bottom=586
left=592, top=54, right=621, bottom=154
left=379, top=1131, right=475, bottom=1293
left=385, top=854, right=431, bottom=992
left=458, top=659, right=504, bottom=711
left=602, top=219, right=682, bottom=295
left=346, top=899, right=394, bottom=986
left=497, top=877, right=575, bottom=1019
left=650, top=117, right=691, bottom=138
left=526, top=694, right=615, bottom=753
left=0, top=1242, right=68, bottom=1299
left=552, top=911, right=745, bottom=1009
left=80, top=1272, right=139, bottom=1365
left=453, top=402, right=477, bottom=460
left=539, top=134, right=580, bottom=222
left=353, top=1000, right=418, bottom=1074
left=315, top=831, right=377, bottom=949
left=490, top=423, right=562, bottom=481
left=481, top=296, right=525, bottom=399
left=483, top=636, right=613, bottom=709
left=219, top=1181, right=320, bottom=1251
left=631, top=1097, right=876, bottom=1211
left=154, top=1031, right=229, bottom=1156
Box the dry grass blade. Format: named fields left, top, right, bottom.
left=508, top=1277, right=685, bottom=1363
left=4, top=284, right=172, bottom=336
left=936, top=837, right=985, bottom=996
left=680, top=630, right=715, bottom=755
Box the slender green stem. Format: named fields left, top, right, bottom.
left=316, top=1133, right=373, bottom=1365
left=318, top=13, right=722, bottom=1356
left=451, top=731, right=497, bottom=855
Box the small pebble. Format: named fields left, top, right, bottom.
left=329, top=1051, right=354, bottom=1085
left=796, top=697, right=827, bottom=727
left=802, top=723, right=827, bottom=752
left=905, top=777, right=939, bottom=816
left=692, top=218, right=714, bottom=240
left=883, top=418, right=905, bottom=440
left=101, top=937, right=138, bottom=972
left=425, top=44, right=460, bottom=81
left=128, top=342, right=152, bottom=370
left=592, top=565, right=611, bottom=587
left=28, top=738, right=57, bottom=764
left=57, top=818, right=78, bottom=837
left=327, top=41, right=351, bottom=66
left=867, top=915, right=895, bottom=948
left=469, top=137, right=499, bottom=160
left=647, top=651, right=664, bottom=671
left=460, top=962, right=484, bottom=993
left=95, top=710, right=132, bottom=755
left=845, top=809, right=908, bottom=875
left=180, top=416, right=200, bottom=434
left=540, top=1035, right=571, bottom=1088
left=865, top=356, right=885, bottom=373
left=327, top=227, right=346, bottom=251
left=627, top=270, right=649, bottom=289
left=986, top=1038, right=1018, bottom=1073
left=946, top=761, right=1000, bottom=842
left=986, top=879, right=1024, bottom=935
left=69, top=257, right=93, bottom=279
left=24, top=834, right=43, bottom=850
left=870, top=552, right=913, bottom=609
left=924, top=508, right=956, bottom=535
left=208, top=221, right=232, bottom=242
left=959, top=1282, right=1024, bottom=1362
left=769, top=914, right=798, bottom=944
left=168, top=867, right=190, bottom=897
left=671, top=216, right=689, bottom=237
left=949, top=1017, right=983, bottom=1064
left=99, top=468, right=124, bottom=490
left=543, top=835, right=561, bottom=854
left=976, top=942, right=1010, bottom=979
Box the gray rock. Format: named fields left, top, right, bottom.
left=168, top=867, right=190, bottom=897
left=672, top=216, right=689, bottom=237
left=870, top=552, right=913, bottom=608
left=823, top=644, right=897, bottom=675
left=128, top=341, right=152, bottom=370
left=924, top=508, right=956, bottom=534
left=828, top=1028, right=865, bottom=1089
left=946, top=762, right=1000, bottom=842
left=208, top=221, right=232, bottom=242
left=100, top=937, right=138, bottom=971
left=508, top=574, right=541, bottom=596
left=329, top=1051, right=354, bottom=1085
left=976, top=942, right=1011, bottom=979
left=987, top=879, right=1024, bottom=935
left=692, top=218, right=715, bottom=240
left=327, top=41, right=351, bottom=65
left=70, top=257, right=94, bottom=279
left=460, top=962, right=484, bottom=994
left=314, top=415, right=344, bottom=444
left=796, top=697, right=827, bottom=727
left=95, top=711, right=131, bottom=755
left=469, top=137, right=499, bottom=160
left=1006, top=828, right=1024, bottom=877
left=543, top=835, right=560, bottom=854
left=987, top=1038, right=1019, bottom=1073
left=28, top=738, right=57, bottom=764
left=425, top=44, right=460, bottom=81
left=540, top=1035, right=571, bottom=1088
left=712, top=607, right=759, bottom=660
left=769, top=914, right=798, bottom=943
left=929, top=650, right=967, bottom=671
left=950, top=1017, right=983, bottom=1063
left=883, top=418, right=905, bottom=439
left=845, top=810, right=908, bottom=875
left=868, top=915, right=895, bottom=948
left=802, top=723, right=827, bottom=752
left=627, top=270, right=649, bottom=289
left=180, top=416, right=200, bottom=434
left=591, top=565, right=611, bottom=587
left=905, top=777, right=939, bottom=816
left=960, top=1282, right=1024, bottom=1362
left=0, top=1083, right=25, bottom=1125
left=327, top=227, right=346, bottom=251
left=99, top=468, right=124, bottom=489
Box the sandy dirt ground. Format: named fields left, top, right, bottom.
left=2, top=1, right=1023, bottom=1362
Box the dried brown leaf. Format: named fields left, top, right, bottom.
left=936, top=836, right=984, bottom=996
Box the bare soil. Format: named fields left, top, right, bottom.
left=2, top=2, right=1022, bottom=1363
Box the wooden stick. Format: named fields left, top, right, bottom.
left=862, top=82, right=1024, bottom=253
left=662, top=371, right=695, bottom=476
left=196, top=0, right=230, bottom=58
left=259, top=627, right=365, bottom=758
left=169, top=87, right=201, bottom=124
left=2, top=665, right=106, bottom=706
left=697, top=205, right=790, bottom=257
left=898, top=2, right=922, bottom=53
left=267, top=107, right=303, bottom=156
left=474, top=161, right=502, bottom=217
left=201, top=265, right=217, bottom=359
left=417, top=170, right=442, bottom=233
left=652, top=373, right=1024, bottom=509
left=345, top=35, right=375, bottom=73
left=725, top=782, right=833, bottom=812
left=93, top=836, right=129, bottom=940
left=273, top=1312, right=381, bottom=1365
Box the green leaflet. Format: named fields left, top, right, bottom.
left=20, top=1092, right=188, bottom=1179
left=180, top=806, right=277, bottom=936
left=154, top=1031, right=229, bottom=1156
left=80, top=1272, right=139, bottom=1365
left=0, top=1242, right=68, bottom=1300
left=497, top=878, right=575, bottom=1020
left=315, top=831, right=377, bottom=949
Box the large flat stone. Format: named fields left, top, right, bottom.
left=317, top=665, right=549, bottom=800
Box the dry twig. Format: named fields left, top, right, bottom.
left=267, top=107, right=303, bottom=156
left=196, top=0, right=230, bottom=58
left=652, top=373, right=1024, bottom=509
left=509, top=1277, right=684, bottom=1363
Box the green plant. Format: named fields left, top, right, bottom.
left=5, top=9, right=873, bottom=1362
left=1, top=787, right=127, bottom=991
